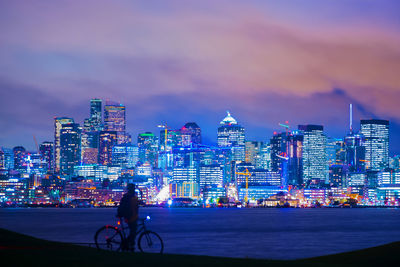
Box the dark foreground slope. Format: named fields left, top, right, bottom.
left=0, top=228, right=399, bottom=267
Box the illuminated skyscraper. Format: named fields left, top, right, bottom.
left=60, top=123, right=81, bottom=176
left=360, top=119, right=389, bottom=171
left=137, top=132, right=159, bottom=167
left=299, top=125, right=328, bottom=185
left=13, top=146, right=26, bottom=172
left=39, top=141, right=54, bottom=173
left=90, top=98, right=102, bottom=131
left=287, top=132, right=303, bottom=186
left=344, top=133, right=365, bottom=172
left=180, top=122, right=202, bottom=145
left=54, top=117, right=74, bottom=173
left=245, top=141, right=264, bottom=167
left=217, top=111, right=245, bottom=162
left=98, top=131, right=118, bottom=166
left=112, top=144, right=139, bottom=168
left=104, top=101, right=128, bottom=144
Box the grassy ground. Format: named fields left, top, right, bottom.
left=0, top=228, right=398, bottom=267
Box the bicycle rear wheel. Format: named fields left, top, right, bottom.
left=94, top=225, right=123, bottom=252
left=138, top=231, right=164, bottom=254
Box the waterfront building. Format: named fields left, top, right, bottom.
left=0, top=178, right=29, bottom=204
left=347, top=172, right=366, bottom=187
left=238, top=186, right=286, bottom=201
left=202, top=187, right=226, bottom=201
left=377, top=171, right=400, bottom=186
left=98, top=131, right=118, bottom=166
left=59, top=123, right=81, bottom=177
left=199, top=164, right=223, bottom=188
left=217, top=111, right=245, bottom=162
left=299, top=125, right=328, bottom=185
left=54, top=117, right=74, bottom=173
left=39, top=141, right=54, bottom=173
left=360, top=119, right=389, bottom=171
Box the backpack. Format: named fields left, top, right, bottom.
left=117, top=194, right=133, bottom=218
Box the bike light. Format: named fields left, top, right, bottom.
left=146, top=215, right=151, bottom=220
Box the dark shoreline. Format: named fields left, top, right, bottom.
left=1, top=227, right=400, bottom=266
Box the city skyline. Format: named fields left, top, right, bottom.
left=1, top=1, right=400, bottom=153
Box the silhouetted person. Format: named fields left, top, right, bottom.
left=117, top=183, right=139, bottom=251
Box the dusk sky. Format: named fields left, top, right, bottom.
left=1, top=1, right=400, bottom=154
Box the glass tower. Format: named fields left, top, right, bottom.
left=299, top=125, right=328, bottom=185
left=360, top=119, right=389, bottom=171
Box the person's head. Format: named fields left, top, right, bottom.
left=127, top=183, right=136, bottom=195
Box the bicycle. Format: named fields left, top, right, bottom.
left=94, top=216, right=164, bottom=253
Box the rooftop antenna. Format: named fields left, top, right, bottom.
left=349, top=103, right=353, bottom=134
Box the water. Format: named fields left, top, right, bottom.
left=1, top=207, right=400, bottom=259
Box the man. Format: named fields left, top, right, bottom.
left=117, top=183, right=139, bottom=251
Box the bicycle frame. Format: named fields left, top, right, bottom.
left=116, top=218, right=148, bottom=242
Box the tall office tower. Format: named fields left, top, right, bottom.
left=180, top=122, right=202, bottom=145
left=98, top=131, right=117, bottom=166
left=299, top=125, right=328, bottom=185
left=217, top=111, right=245, bottom=162
left=137, top=132, right=159, bottom=167
left=326, top=138, right=346, bottom=166
left=13, top=146, right=26, bottom=171
left=59, top=123, right=81, bottom=176
left=104, top=101, right=128, bottom=144
left=54, top=117, right=75, bottom=173
left=81, top=131, right=99, bottom=164
left=259, top=144, right=271, bottom=170
left=287, top=131, right=303, bottom=186
left=39, top=141, right=54, bottom=173
left=344, top=133, right=365, bottom=172
left=90, top=98, right=102, bottom=131
left=360, top=119, right=389, bottom=171
left=245, top=141, right=264, bottom=167
left=270, top=132, right=288, bottom=173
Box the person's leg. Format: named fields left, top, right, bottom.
left=127, top=220, right=138, bottom=251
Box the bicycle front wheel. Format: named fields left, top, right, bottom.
left=94, top=225, right=123, bottom=252
left=138, top=231, right=164, bottom=254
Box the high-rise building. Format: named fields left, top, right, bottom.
left=299, top=125, right=328, bottom=185
left=13, top=146, right=26, bottom=172
left=217, top=111, right=245, bottom=162
left=0, top=148, right=14, bottom=170
left=270, top=132, right=288, bottom=173
left=54, top=117, right=74, bottom=173
left=180, top=122, right=202, bottom=145
left=98, top=131, right=118, bottom=166
left=360, top=119, right=389, bottom=171
left=137, top=132, right=158, bottom=167
left=199, top=164, right=223, bottom=188
left=104, top=101, right=128, bottom=144
left=90, top=98, right=102, bottom=131
left=39, top=141, right=54, bottom=173
left=0, top=149, right=4, bottom=170
left=60, top=123, right=81, bottom=176
left=112, top=144, right=139, bottom=168
left=245, top=141, right=264, bottom=167
left=287, top=131, right=303, bottom=186
left=344, top=133, right=365, bottom=172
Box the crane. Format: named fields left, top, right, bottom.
left=235, top=168, right=252, bottom=203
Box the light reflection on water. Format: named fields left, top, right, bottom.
left=1, top=207, right=400, bottom=259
